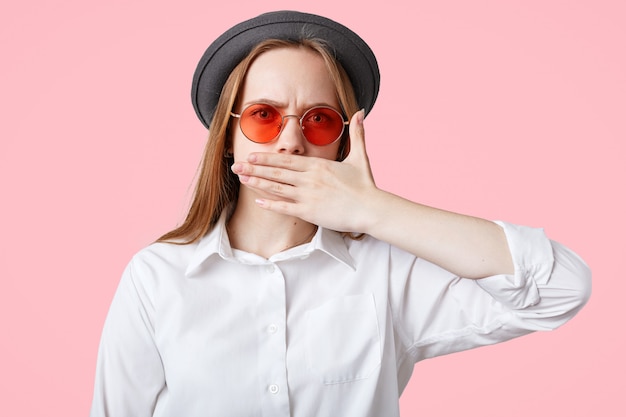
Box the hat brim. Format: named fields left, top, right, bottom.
left=191, top=10, right=380, bottom=129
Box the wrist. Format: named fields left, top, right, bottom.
left=357, top=188, right=393, bottom=236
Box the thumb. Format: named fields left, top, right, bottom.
left=344, top=109, right=367, bottom=163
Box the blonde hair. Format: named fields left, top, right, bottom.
left=158, top=39, right=360, bottom=244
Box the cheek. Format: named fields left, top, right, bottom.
left=337, top=135, right=350, bottom=161
left=231, top=131, right=256, bottom=159
left=324, top=138, right=349, bottom=160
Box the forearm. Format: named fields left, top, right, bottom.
left=361, top=189, right=514, bottom=279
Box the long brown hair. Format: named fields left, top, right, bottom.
left=158, top=39, right=360, bottom=244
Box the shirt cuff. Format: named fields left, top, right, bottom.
left=474, top=221, right=554, bottom=310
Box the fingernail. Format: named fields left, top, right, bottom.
left=239, top=174, right=250, bottom=183
left=255, top=198, right=265, bottom=207
left=357, top=109, right=365, bottom=125
left=231, top=163, right=242, bottom=173
left=248, top=154, right=257, bottom=163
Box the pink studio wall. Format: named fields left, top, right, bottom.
left=1, top=1, right=623, bottom=415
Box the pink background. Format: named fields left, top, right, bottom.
left=1, top=1, right=623, bottom=415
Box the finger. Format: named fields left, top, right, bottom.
left=255, top=198, right=300, bottom=217
left=345, top=109, right=367, bottom=162
left=246, top=152, right=310, bottom=171
left=346, top=109, right=377, bottom=185
left=236, top=172, right=301, bottom=200
left=231, top=162, right=299, bottom=186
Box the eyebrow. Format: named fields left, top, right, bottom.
left=240, top=99, right=341, bottom=113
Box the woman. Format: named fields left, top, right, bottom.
left=90, top=11, right=591, bottom=417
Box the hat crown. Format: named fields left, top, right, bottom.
left=191, top=10, right=380, bottom=128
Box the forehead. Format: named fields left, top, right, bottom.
left=239, top=46, right=340, bottom=108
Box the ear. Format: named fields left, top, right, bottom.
left=223, top=137, right=234, bottom=158
left=224, top=143, right=234, bottom=158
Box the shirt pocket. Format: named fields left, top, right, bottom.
left=305, top=293, right=381, bottom=384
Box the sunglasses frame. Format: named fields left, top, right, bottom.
left=230, top=103, right=349, bottom=146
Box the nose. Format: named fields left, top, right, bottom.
left=276, top=115, right=306, bottom=154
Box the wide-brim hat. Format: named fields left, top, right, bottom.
left=191, top=10, right=380, bottom=129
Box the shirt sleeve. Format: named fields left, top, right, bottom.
left=391, top=221, right=592, bottom=366
left=90, top=258, right=166, bottom=417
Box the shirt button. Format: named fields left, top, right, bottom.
left=268, top=384, right=280, bottom=394
left=266, top=265, right=275, bottom=273
left=267, top=324, right=278, bottom=334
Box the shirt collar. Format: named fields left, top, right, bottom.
left=185, top=211, right=355, bottom=277
left=312, top=227, right=356, bottom=270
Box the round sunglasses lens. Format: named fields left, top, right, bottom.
left=301, top=107, right=345, bottom=146
left=240, top=104, right=282, bottom=143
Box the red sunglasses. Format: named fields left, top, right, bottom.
left=231, top=103, right=349, bottom=146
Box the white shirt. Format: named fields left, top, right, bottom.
left=90, top=216, right=591, bottom=417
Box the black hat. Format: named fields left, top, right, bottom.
left=191, top=10, right=380, bottom=128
